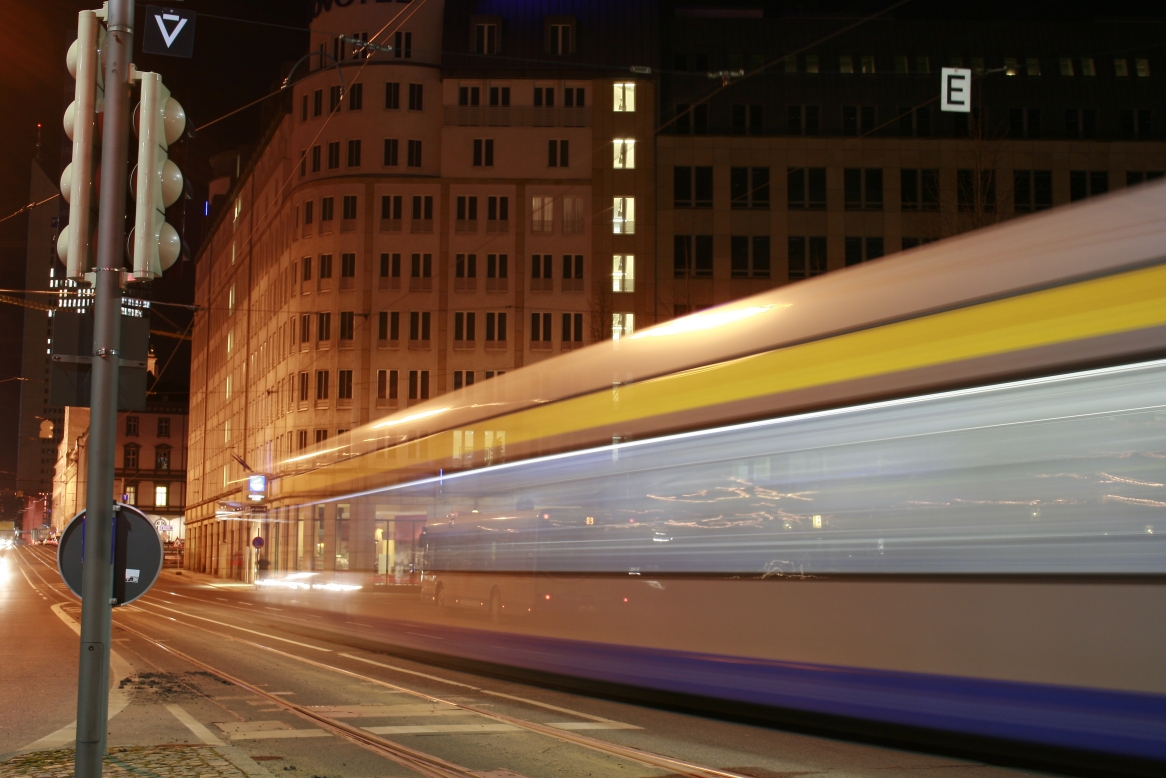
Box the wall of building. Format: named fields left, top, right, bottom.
left=184, top=1, right=1166, bottom=582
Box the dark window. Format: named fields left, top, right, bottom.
left=408, top=83, right=423, bottom=111
left=313, top=89, right=322, bottom=116
left=674, top=166, right=713, bottom=208
left=453, top=311, right=476, bottom=341
left=338, top=370, right=353, bottom=400
left=473, top=138, right=495, bottom=167
left=299, top=372, right=309, bottom=402
left=845, top=236, right=884, bottom=266
left=381, top=195, right=402, bottom=220
left=455, top=253, right=477, bottom=278
left=474, top=23, right=498, bottom=55
left=300, top=315, right=311, bottom=343
left=458, top=86, right=480, bottom=106
left=787, top=236, right=827, bottom=279
left=316, top=370, right=329, bottom=400
left=844, top=169, right=883, bottom=210
left=486, top=254, right=508, bottom=279
left=787, top=167, right=824, bottom=210
left=410, top=253, right=432, bottom=278
left=393, top=31, right=412, bottom=59
left=563, top=87, right=585, bottom=106
left=534, top=86, right=554, bottom=106
left=731, top=235, right=771, bottom=278
left=329, top=85, right=341, bottom=112
left=318, top=253, right=333, bottom=279
left=348, top=82, right=363, bottom=110
left=548, top=139, right=569, bottom=167
left=317, top=312, right=331, bottom=341
left=900, top=169, right=939, bottom=211
left=1127, top=171, right=1166, bottom=187
left=321, top=197, right=334, bottom=222
left=378, top=311, right=389, bottom=340
left=407, top=140, right=422, bottom=167
left=123, top=444, right=139, bottom=469
left=327, top=142, right=340, bottom=169
left=411, top=196, right=433, bottom=220
left=487, top=196, right=509, bottom=221
left=530, top=312, right=553, bottom=342
left=384, top=81, right=400, bottom=109
left=409, top=311, right=432, bottom=341
left=342, top=195, right=357, bottom=219
left=311, top=145, right=321, bottom=172
left=1070, top=170, right=1109, bottom=201
left=347, top=139, right=361, bottom=167
left=674, top=235, right=714, bottom=278
left=157, top=417, right=170, bottom=437
left=489, top=86, right=510, bottom=106
left=731, top=167, right=769, bottom=209
left=485, top=312, right=508, bottom=341
left=1010, top=107, right=1042, bottom=138
left=341, top=252, right=356, bottom=277
left=339, top=311, right=354, bottom=340
left=1014, top=170, right=1053, bottom=212
left=732, top=104, right=764, bottom=134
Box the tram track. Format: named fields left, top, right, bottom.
left=17, top=546, right=762, bottom=778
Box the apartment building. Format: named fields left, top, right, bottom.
left=184, top=1, right=656, bottom=577
left=185, top=1, right=1166, bottom=579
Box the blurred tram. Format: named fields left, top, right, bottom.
left=272, top=182, right=1166, bottom=770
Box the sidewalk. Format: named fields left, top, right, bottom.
left=0, top=744, right=274, bottom=777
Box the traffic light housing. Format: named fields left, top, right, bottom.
left=58, top=9, right=105, bottom=279
left=130, top=71, right=185, bottom=280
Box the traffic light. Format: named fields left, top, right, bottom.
left=58, top=9, right=105, bottom=279
left=130, top=71, right=185, bottom=280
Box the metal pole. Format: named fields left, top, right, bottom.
left=74, top=1, right=133, bottom=775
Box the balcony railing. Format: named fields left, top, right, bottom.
left=444, top=106, right=591, bottom=128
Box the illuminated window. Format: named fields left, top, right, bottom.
left=531, top=196, right=554, bottom=233
left=155, top=485, right=168, bottom=508
left=226, top=329, right=233, bottom=354
left=124, top=484, right=136, bottom=505
left=613, top=197, right=634, bottom=234
left=613, top=139, right=635, bottom=169
left=612, top=313, right=634, bottom=341
left=612, top=255, right=634, bottom=292
left=613, top=83, right=636, bottom=112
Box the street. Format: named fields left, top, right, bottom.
left=1, top=545, right=1057, bottom=778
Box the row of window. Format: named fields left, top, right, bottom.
left=672, top=166, right=1163, bottom=211
left=299, top=194, right=590, bottom=235
left=122, top=444, right=172, bottom=471
left=288, top=308, right=588, bottom=347
left=120, top=483, right=173, bottom=508
left=292, top=367, right=509, bottom=410
left=704, top=53, right=1152, bottom=78
left=677, top=104, right=1156, bottom=137
left=673, top=234, right=943, bottom=281
left=123, top=415, right=171, bottom=437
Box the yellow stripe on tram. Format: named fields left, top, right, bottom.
left=284, top=262, right=1166, bottom=498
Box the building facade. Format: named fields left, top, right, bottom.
left=53, top=402, right=189, bottom=541
left=184, top=1, right=1166, bottom=579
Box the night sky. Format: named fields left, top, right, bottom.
left=0, top=0, right=310, bottom=490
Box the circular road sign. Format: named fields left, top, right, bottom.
left=57, top=504, right=164, bottom=605
left=251, top=536, right=264, bottom=549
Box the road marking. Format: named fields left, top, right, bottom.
left=16, top=605, right=134, bottom=753
left=165, top=703, right=224, bottom=745
left=341, top=653, right=477, bottom=688
left=231, top=730, right=333, bottom=740
left=134, top=601, right=333, bottom=652
left=480, top=690, right=625, bottom=724
left=305, top=704, right=471, bottom=718
left=364, top=723, right=521, bottom=735
left=547, top=722, right=643, bottom=730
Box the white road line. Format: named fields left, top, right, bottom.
left=341, top=653, right=477, bottom=688
left=547, top=722, right=643, bottom=731
left=480, top=690, right=625, bottom=724
left=364, top=723, right=521, bottom=735
left=165, top=703, right=224, bottom=745
left=134, top=601, right=333, bottom=652
left=229, top=730, right=332, bottom=740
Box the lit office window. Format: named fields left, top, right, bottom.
left=613, top=83, right=636, bottom=112
left=155, top=485, right=169, bottom=508
left=612, top=313, right=635, bottom=341
left=612, top=255, right=635, bottom=292
left=613, top=139, right=635, bottom=169
left=613, top=197, right=634, bottom=234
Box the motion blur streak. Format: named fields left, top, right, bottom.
left=255, top=182, right=1166, bottom=768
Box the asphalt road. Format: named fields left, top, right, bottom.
left=3, top=545, right=1060, bottom=778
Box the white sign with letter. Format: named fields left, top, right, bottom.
left=941, top=68, right=972, bottom=112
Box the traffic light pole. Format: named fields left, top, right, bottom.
left=74, top=0, right=132, bottom=775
